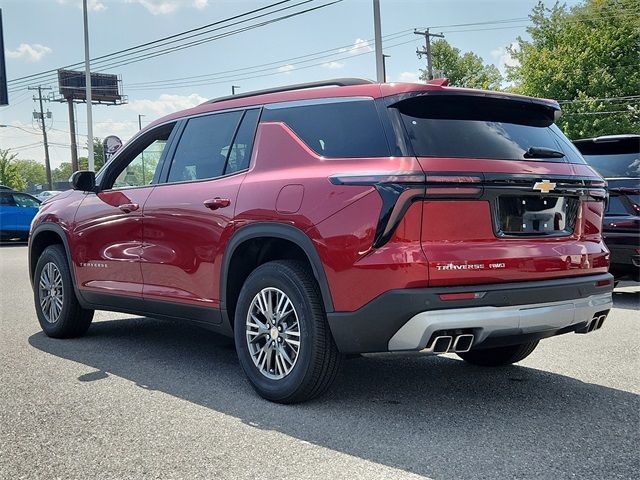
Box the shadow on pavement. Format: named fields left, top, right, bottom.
left=612, top=284, right=640, bottom=311
left=29, top=317, right=639, bottom=480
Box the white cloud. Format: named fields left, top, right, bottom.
left=5, top=43, right=52, bottom=62
left=277, top=64, right=295, bottom=74
left=339, top=38, right=374, bottom=55
left=124, top=93, right=207, bottom=116
left=397, top=71, right=420, bottom=83
left=93, top=120, right=138, bottom=142
left=322, top=61, right=345, bottom=70
left=490, top=42, right=520, bottom=76
left=126, top=0, right=209, bottom=15
left=57, top=0, right=107, bottom=12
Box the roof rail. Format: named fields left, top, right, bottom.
left=204, top=78, right=375, bottom=105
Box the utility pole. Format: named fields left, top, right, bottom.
left=83, top=0, right=94, bottom=171
left=373, top=0, right=384, bottom=82
left=232, top=85, right=240, bottom=95
left=138, top=114, right=146, bottom=184
left=67, top=98, right=79, bottom=172
left=414, top=28, right=444, bottom=80
left=382, top=54, right=390, bottom=83
left=29, top=85, right=53, bottom=189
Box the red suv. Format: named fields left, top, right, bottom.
left=29, top=78, right=613, bottom=403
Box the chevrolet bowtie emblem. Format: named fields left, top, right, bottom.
left=533, top=180, right=556, bottom=193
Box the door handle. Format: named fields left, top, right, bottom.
left=204, top=197, right=231, bottom=210
left=118, top=203, right=139, bottom=213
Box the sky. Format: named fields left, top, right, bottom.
left=0, top=0, right=582, bottom=168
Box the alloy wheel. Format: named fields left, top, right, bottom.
left=245, top=287, right=301, bottom=380
left=38, top=262, right=64, bottom=324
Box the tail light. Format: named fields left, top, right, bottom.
left=329, top=171, right=485, bottom=247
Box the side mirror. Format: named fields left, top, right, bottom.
left=71, top=170, right=96, bottom=192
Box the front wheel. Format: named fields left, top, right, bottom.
left=234, top=260, right=342, bottom=404
left=457, top=341, right=539, bottom=367
left=34, top=245, right=94, bottom=338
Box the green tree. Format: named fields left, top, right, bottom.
left=0, top=148, right=27, bottom=191
left=52, top=162, right=73, bottom=183
left=13, top=159, right=47, bottom=187
left=507, top=0, right=640, bottom=139
left=421, top=39, right=503, bottom=90
left=77, top=138, right=105, bottom=172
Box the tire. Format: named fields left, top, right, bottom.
left=234, top=260, right=342, bottom=404
left=34, top=245, right=94, bottom=338
left=457, top=341, right=539, bottom=367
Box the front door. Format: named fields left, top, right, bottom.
left=72, top=122, right=177, bottom=299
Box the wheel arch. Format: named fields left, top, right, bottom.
left=221, top=223, right=334, bottom=329
left=29, top=223, right=75, bottom=289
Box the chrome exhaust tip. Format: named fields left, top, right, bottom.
left=595, top=314, right=606, bottom=330
left=432, top=335, right=453, bottom=354
left=452, top=334, right=474, bottom=353
left=420, top=335, right=453, bottom=354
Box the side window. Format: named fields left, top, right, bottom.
left=0, top=193, right=16, bottom=206
left=167, top=111, right=242, bottom=183
left=12, top=194, right=40, bottom=208
left=261, top=99, right=390, bottom=158
left=225, top=109, right=260, bottom=174
left=109, top=122, right=175, bottom=190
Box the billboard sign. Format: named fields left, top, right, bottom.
left=58, top=69, right=122, bottom=104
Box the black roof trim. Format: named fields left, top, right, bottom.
left=203, top=78, right=375, bottom=105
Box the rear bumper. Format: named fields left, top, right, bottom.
left=327, top=273, right=614, bottom=353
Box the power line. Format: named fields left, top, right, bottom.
left=126, top=36, right=419, bottom=92
left=124, top=29, right=414, bottom=88
left=559, top=95, right=640, bottom=104
left=7, top=0, right=296, bottom=86
left=563, top=110, right=637, bottom=116
left=124, top=31, right=415, bottom=90
left=7, top=0, right=341, bottom=91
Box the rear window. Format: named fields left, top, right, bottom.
left=261, top=99, right=389, bottom=158
left=393, top=94, right=583, bottom=163
left=582, top=153, right=640, bottom=178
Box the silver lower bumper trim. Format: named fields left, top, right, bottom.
left=388, top=292, right=613, bottom=351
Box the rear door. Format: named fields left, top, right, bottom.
left=389, top=93, right=609, bottom=286
left=141, top=108, right=260, bottom=313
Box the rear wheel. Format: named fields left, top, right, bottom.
left=457, top=341, right=539, bottom=367
left=234, top=260, right=342, bottom=403
left=34, top=245, right=94, bottom=338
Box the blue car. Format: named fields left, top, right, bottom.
left=0, top=190, right=41, bottom=241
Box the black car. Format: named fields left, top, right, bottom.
left=574, top=134, right=640, bottom=281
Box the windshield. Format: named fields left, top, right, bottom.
left=392, top=94, right=584, bottom=163
left=582, top=153, right=640, bottom=178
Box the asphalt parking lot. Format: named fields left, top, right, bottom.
left=0, top=244, right=638, bottom=479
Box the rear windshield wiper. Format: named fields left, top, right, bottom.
left=524, top=147, right=565, bottom=159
